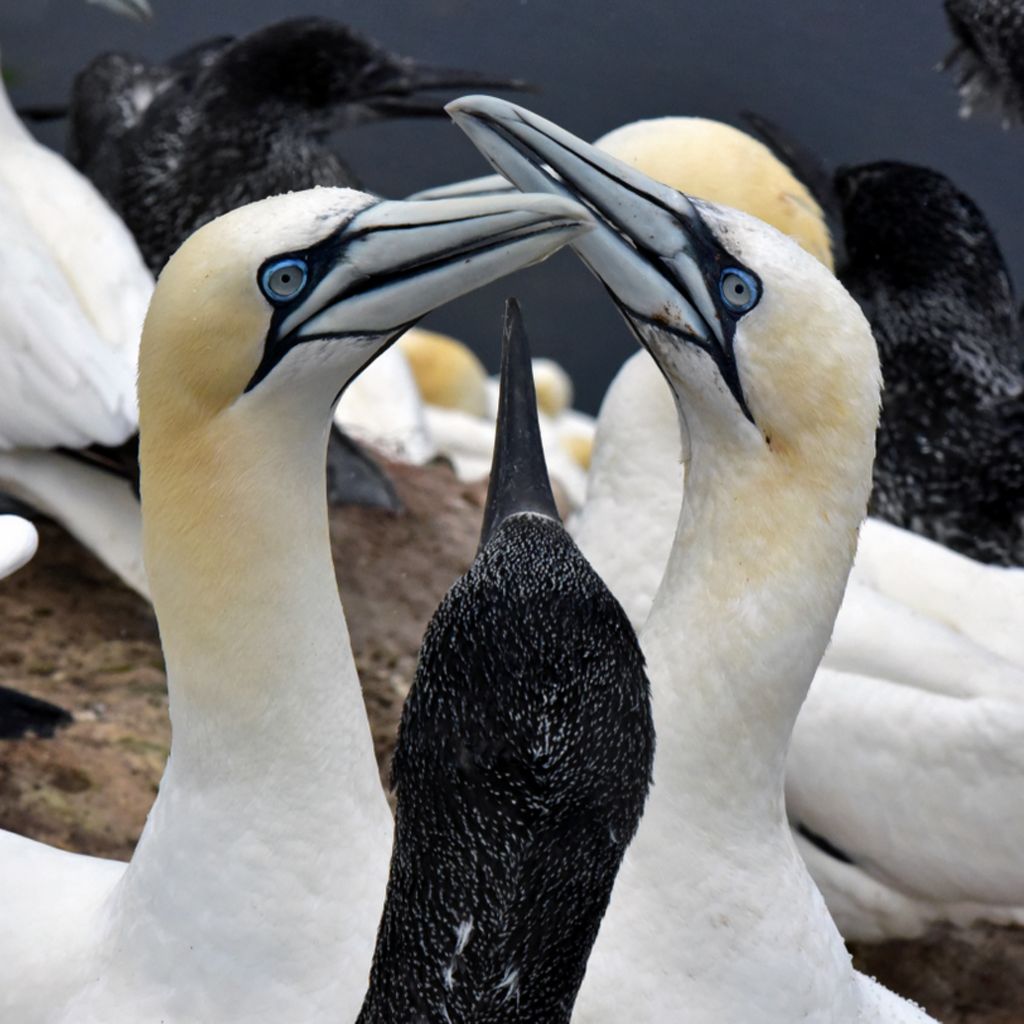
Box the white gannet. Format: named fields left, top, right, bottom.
left=450, top=95, right=936, bottom=1022
left=0, top=184, right=590, bottom=1023
left=0, top=60, right=153, bottom=596
left=498, top=114, right=1024, bottom=942
left=357, top=299, right=652, bottom=1022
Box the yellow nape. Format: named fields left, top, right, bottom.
left=595, top=117, right=834, bottom=272
left=532, top=358, right=573, bottom=418
left=560, top=432, right=594, bottom=471
left=399, top=327, right=489, bottom=417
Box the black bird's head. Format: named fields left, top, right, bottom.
left=942, top=0, right=1024, bottom=124
left=206, top=17, right=528, bottom=130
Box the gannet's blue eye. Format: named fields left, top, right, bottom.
left=260, top=258, right=308, bottom=302
left=719, top=268, right=759, bottom=313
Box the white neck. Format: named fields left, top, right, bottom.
left=581, top=423, right=871, bottom=1020
left=102, top=390, right=392, bottom=1014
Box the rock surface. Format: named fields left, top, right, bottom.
left=0, top=459, right=1021, bottom=1022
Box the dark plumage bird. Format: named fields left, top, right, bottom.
left=63, top=16, right=528, bottom=272
left=942, top=0, right=1024, bottom=124
left=837, top=161, right=1024, bottom=564
left=0, top=687, right=72, bottom=740
left=358, top=300, right=654, bottom=1024
left=743, top=114, right=1024, bottom=565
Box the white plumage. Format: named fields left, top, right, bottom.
left=0, top=66, right=153, bottom=595
left=0, top=181, right=590, bottom=1022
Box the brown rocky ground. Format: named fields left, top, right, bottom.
left=1, top=459, right=1022, bottom=1022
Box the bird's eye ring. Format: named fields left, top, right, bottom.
left=719, top=268, right=760, bottom=313
left=260, top=258, right=308, bottom=302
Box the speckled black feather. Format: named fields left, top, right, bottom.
left=838, top=161, right=1024, bottom=565
left=358, top=303, right=653, bottom=1023
left=943, top=0, right=1024, bottom=123
left=65, top=16, right=528, bottom=273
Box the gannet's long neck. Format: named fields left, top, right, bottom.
left=645, top=434, right=864, bottom=815
left=107, top=383, right=391, bottom=997
left=598, top=414, right=875, bottom=1018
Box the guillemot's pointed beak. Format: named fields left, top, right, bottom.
left=247, top=191, right=592, bottom=392
left=363, top=60, right=532, bottom=119
left=479, top=298, right=559, bottom=550
left=447, top=96, right=756, bottom=422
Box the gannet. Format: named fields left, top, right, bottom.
left=449, top=94, right=937, bottom=1022
left=942, top=0, right=1024, bottom=123
left=0, top=184, right=590, bottom=1023
left=466, top=112, right=1024, bottom=942
left=359, top=299, right=652, bottom=1021
left=0, top=61, right=152, bottom=595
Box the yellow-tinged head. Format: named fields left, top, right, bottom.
left=449, top=98, right=879, bottom=523
left=594, top=117, right=834, bottom=272
left=135, top=184, right=592, bottom=622
left=138, top=185, right=591, bottom=446
left=397, top=327, right=489, bottom=416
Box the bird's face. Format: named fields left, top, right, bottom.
left=448, top=98, right=880, bottom=467
left=138, top=185, right=589, bottom=436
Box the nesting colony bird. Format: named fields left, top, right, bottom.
left=837, top=160, right=1024, bottom=566
left=457, top=112, right=1024, bottom=942
left=65, top=16, right=528, bottom=274
left=395, top=325, right=595, bottom=503
left=852, top=517, right=1024, bottom=667
left=0, top=184, right=590, bottom=1023
left=942, top=0, right=1024, bottom=124
left=0, top=58, right=152, bottom=595
left=451, top=94, right=937, bottom=1022
left=359, top=300, right=652, bottom=1022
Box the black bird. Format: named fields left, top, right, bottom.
left=743, top=115, right=1024, bottom=566
left=358, top=300, right=654, bottom=1024
left=0, top=687, right=72, bottom=740
left=942, top=0, right=1024, bottom=124
left=838, top=161, right=1024, bottom=564
left=61, top=17, right=528, bottom=272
